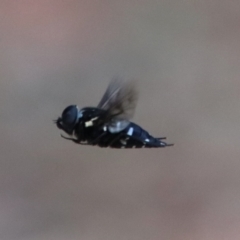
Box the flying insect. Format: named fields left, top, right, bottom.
left=55, top=79, right=173, bottom=148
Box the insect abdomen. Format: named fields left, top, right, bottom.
left=95, top=122, right=170, bottom=149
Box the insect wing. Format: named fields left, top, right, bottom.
left=97, top=79, right=138, bottom=119
left=97, top=79, right=138, bottom=132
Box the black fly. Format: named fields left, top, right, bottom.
left=55, top=79, right=173, bottom=148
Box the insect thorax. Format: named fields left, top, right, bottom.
left=73, top=107, right=106, bottom=142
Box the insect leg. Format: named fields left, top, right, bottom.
left=88, top=131, right=108, bottom=145
left=165, top=143, right=174, bottom=147
left=60, top=134, right=88, bottom=145
left=108, top=133, right=125, bottom=147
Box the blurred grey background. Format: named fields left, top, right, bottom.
left=1, top=1, right=240, bottom=239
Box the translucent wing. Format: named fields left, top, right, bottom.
left=97, top=78, right=138, bottom=132
left=97, top=78, right=138, bottom=119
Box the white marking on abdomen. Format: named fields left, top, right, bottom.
left=120, top=139, right=127, bottom=145
left=127, top=127, right=134, bottom=136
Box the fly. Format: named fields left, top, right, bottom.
left=55, top=79, right=173, bottom=148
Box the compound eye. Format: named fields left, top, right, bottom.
left=61, top=105, right=78, bottom=128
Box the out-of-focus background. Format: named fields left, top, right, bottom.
left=1, top=1, right=240, bottom=239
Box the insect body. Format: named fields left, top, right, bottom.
left=55, top=80, right=173, bottom=148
